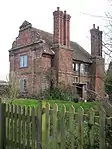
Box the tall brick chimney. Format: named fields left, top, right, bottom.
left=53, top=8, right=73, bottom=87
left=90, top=24, right=104, bottom=100
left=90, top=24, right=102, bottom=57
left=63, top=11, right=71, bottom=48
left=53, top=7, right=64, bottom=45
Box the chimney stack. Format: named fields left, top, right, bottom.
left=53, top=7, right=71, bottom=48
left=63, top=10, right=71, bottom=48
left=90, top=24, right=102, bottom=57
left=53, top=7, right=64, bottom=45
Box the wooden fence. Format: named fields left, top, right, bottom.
left=0, top=102, right=112, bottom=149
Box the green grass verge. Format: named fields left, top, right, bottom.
left=9, top=98, right=100, bottom=112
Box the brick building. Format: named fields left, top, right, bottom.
left=9, top=7, right=104, bottom=100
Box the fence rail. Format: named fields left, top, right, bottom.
left=0, top=102, right=112, bottom=149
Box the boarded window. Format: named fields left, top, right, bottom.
left=19, top=78, right=27, bottom=92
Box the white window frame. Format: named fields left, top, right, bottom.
left=73, top=63, right=79, bottom=72
left=80, top=63, right=85, bottom=74
left=73, top=76, right=79, bottom=83
left=20, top=55, right=28, bottom=68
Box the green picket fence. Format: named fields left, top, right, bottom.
left=0, top=101, right=112, bottom=149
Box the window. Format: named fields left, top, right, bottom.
left=83, top=84, right=87, bottom=91
left=73, top=76, right=79, bottom=83
left=80, top=63, right=85, bottom=74
left=19, top=78, right=27, bottom=92
left=20, top=55, right=28, bottom=68
left=80, top=63, right=89, bottom=74
left=85, top=64, right=89, bottom=73
left=73, top=63, right=79, bottom=71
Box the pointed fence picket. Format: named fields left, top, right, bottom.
left=0, top=101, right=111, bottom=149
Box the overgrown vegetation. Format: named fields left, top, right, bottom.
left=0, top=74, right=18, bottom=100
left=38, top=85, right=80, bottom=102
left=105, top=74, right=112, bottom=99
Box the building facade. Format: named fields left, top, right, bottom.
left=9, top=7, right=104, bottom=100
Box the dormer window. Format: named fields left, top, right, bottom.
left=20, top=55, right=28, bottom=68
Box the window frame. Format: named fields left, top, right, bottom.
left=19, top=78, right=27, bottom=93
left=73, top=62, right=79, bottom=72
left=84, top=64, right=89, bottom=73
left=73, top=76, right=79, bottom=83
left=20, top=54, right=28, bottom=68
left=80, top=63, right=85, bottom=74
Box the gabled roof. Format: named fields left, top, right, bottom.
left=10, top=21, right=92, bottom=63
left=19, top=20, right=32, bottom=31
left=33, top=28, right=92, bottom=63
left=70, top=41, right=92, bottom=63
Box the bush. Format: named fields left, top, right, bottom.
left=72, top=95, right=80, bottom=103
left=37, top=85, right=80, bottom=101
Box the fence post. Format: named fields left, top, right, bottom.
left=0, top=103, right=6, bottom=149
left=36, top=101, right=42, bottom=149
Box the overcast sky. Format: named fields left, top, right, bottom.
left=0, top=0, right=110, bottom=80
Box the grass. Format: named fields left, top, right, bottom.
left=9, top=98, right=100, bottom=112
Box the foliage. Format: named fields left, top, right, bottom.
left=105, top=74, right=112, bottom=98
left=7, top=73, right=18, bottom=100
left=0, top=84, right=9, bottom=98
left=38, top=83, right=80, bottom=102
left=0, top=74, right=18, bottom=100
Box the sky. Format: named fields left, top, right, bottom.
left=0, top=0, right=110, bottom=80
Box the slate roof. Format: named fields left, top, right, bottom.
left=10, top=21, right=92, bottom=63
left=33, top=28, right=92, bottom=63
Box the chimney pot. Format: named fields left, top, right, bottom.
left=97, top=26, right=99, bottom=30
left=57, top=7, right=60, bottom=11
left=64, top=10, right=66, bottom=14
left=93, top=24, right=95, bottom=29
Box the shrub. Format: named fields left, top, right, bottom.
left=37, top=84, right=80, bottom=101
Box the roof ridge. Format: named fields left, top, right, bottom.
left=33, top=28, right=91, bottom=55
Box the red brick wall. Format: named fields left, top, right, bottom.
left=9, top=21, right=53, bottom=96
left=42, top=54, right=51, bottom=71
left=9, top=47, right=52, bottom=95
left=53, top=46, right=73, bottom=86
left=9, top=46, right=33, bottom=94
left=13, top=29, right=32, bottom=48
left=90, top=57, right=104, bottom=100
left=95, top=57, right=104, bottom=99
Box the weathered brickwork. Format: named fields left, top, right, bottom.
left=9, top=8, right=105, bottom=100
